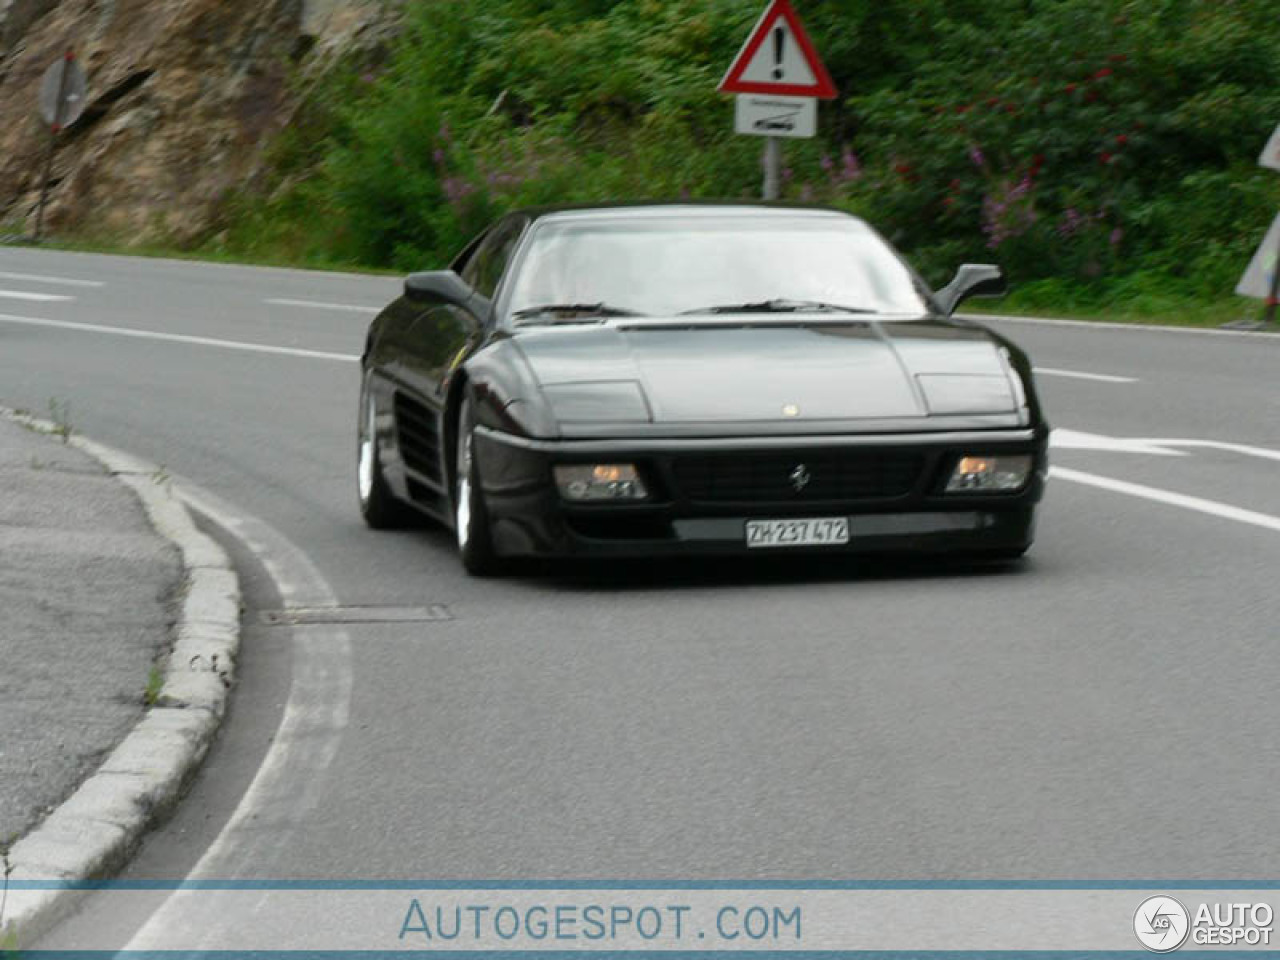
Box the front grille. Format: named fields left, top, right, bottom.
left=673, top=451, right=923, bottom=503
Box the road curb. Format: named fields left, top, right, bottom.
left=0, top=410, right=241, bottom=946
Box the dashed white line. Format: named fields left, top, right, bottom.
left=0, top=271, right=104, bottom=288
left=266, top=298, right=381, bottom=314
left=1052, top=466, right=1280, bottom=535
left=1051, top=429, right=1184, bottom=457
left=1033, top=366, right=1138, bottom=384
left=1136, top=438, right=1280, bottom=464
left=0, top=313, right=358, bottom=363
left=0, top=288, right=75, bottom=303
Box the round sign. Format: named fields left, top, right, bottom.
left=39, top=56, right=88, bottom=129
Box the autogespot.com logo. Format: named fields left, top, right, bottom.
left=1134, top=896, right=1191, bottom=952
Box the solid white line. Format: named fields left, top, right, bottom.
left=1033, top=366, right=1138, bottom=384
left=0, top=288, right=74, bottom=302
left=965, top=311, right=1280, bottom=341
left=0, top=270, right=104, bottom=288
left=0, top=312, right=358, bottom=363
left=266, top=297, right=381, bottom=314
left=1052, top=466, right=1280, bottom=535
left=125, top=482, right=352, bottom=950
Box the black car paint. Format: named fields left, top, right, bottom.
left=360, top=204, right=1049, bottom=559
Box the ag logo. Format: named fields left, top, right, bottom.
left=1134, top=896, right=1190, bottom=952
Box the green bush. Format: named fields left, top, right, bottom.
left=211, top=0, right=1280, bottom=304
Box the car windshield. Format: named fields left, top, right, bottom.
left=506, top=213, right=931, bottom=320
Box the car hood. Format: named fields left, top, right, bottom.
left=512, top=317, right=1029, bottom=434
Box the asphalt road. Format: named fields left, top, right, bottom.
left=1, top=248, right=1277, bottom=946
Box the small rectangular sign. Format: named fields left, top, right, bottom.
left=735, top=94, right=816, bottom=139
left=1237, top=212, right=1280, bottom=299
left=1260, top=123, right=1280, bottom=171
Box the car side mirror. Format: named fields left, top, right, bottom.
left=935, top=264, right=1008, bottom=316
left=404, top=270, right=475, bottom=309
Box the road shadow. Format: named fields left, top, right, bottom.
left=510, top=551, right=1033, bottom=594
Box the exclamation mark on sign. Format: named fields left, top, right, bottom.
left=773, top=25, right=785, bottom=80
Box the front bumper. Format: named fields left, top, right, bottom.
left=473, top=427, right=1048, bottom=559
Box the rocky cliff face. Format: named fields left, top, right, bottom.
left=0, top=0, right=397, bottom=243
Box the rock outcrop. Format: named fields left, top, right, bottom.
left=0, top=0, right=398, bottom=243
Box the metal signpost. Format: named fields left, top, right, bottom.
left=34, top=50, right=87, bottom=242
left=718, top=0, right=836, bottom=200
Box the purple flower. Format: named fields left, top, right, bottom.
left=969, top=146, right=986, bottom=169
left=433, top=147, right=446, bottom=168
left=1110, top=227, right=1124, bottom=247
left=840, top=146, right=861, bottom=182
left=820, top=154, right=834, bottom=173
left=442, top=176, right=475, bottom=207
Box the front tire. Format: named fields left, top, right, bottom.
left=357, top=373, right=415, bottom=529
left=454, top=394, right=502, bottom=576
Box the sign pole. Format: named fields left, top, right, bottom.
left=763, top=137, right=781, bottom=200
left=34, top=50, right=74, bottom=243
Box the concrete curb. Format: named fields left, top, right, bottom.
left=0, top=410, right=241, bottom=946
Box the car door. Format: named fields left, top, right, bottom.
left=395, top=216, right=526, bottom=498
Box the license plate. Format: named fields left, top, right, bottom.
left=745, top=517, right=850, bottom=549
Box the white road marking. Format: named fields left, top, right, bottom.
left=1033, top=366, right=1138, bottom=384
left=266, top=297, right=381, bottom=314
left=965, top=311, right=1280, bottom=340
left=0, top=270, right=104, bottom=288
left=1052, top=466, right=1280, bottom=535
left=124, top=482, right=353, bottom=950
left=1051, top=429, right=1184, bottom=457
left=0, top=313, right=358, bottom=363
left=0, top=288, right=75, bottom=303
left=1136, top=438, right=1280, bottom=464
left=1053, top=429, right=1280, bottom=463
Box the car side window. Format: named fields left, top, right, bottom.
left=463, top=218, right=524, bottom=301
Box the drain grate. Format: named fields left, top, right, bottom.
left=259, top=605, right=454, bottom=626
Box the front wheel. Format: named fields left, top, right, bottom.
left=357, top=373, right=415, bottom=529
left=454, top=395, right=502, bottom=576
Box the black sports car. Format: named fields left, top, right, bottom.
left=358, top=203, right=1048, bottom=575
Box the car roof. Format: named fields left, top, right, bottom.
left=516, top=201, right=863, bottom=226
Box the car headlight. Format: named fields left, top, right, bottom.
left=945, top=454, right=1033, bottom=493
left=554, top=464, right=649, bottom=502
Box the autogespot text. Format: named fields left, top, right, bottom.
left=399, top=900, right=803, bottom=945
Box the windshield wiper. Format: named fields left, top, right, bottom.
left=512, top=302, right=641, bottom=325
left=679, top=299, right=876, bottom=316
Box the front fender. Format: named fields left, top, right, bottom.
left=461, top=338, right=560, bottom=440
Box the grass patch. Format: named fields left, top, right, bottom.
left=143, top=664, right=165, bottom=707
left=969, top=272, right=1266, bottom=328
left=4, top=234, right=394, bottom=276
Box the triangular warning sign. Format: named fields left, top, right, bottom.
left=719, top=0, right=837, bottom=100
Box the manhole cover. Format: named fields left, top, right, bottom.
left=259, top=605, right=453, bottom=626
